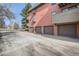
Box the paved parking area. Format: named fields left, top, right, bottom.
left=0, top=31, right=79, bottom=56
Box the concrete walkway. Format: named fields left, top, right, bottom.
left=0, top=31, right=79, bottom=56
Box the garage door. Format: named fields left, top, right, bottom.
left=29, top=27, right=34, bottom=32
left=44, top=26, right=53, bottom=35
left=35, top=27, right=42, bottom=34
left=58, top=24, right=77, bottom=37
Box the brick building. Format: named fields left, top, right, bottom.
left=27, top=3, right=79, bottom=38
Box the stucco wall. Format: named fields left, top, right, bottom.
left=53, top=8, right=79, bottom=24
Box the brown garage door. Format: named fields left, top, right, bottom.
left=44, top=26, right=53, bottom=35
left=35, top=27, right=42, bottom=34
left=29, top=27, right=34, bottom=32
left=58, top=24, right=77, bottom=37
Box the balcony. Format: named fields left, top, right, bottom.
left=52, top=8, right=79, bottom=24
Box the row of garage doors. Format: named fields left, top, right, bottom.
left=30, top=24, right=77, bottom=38
left=35, top=26, right=53, bottom=35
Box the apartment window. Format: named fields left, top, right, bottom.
left=63, top=9, right=69, bottom=12
left=52, top=3, right=56, bottom=5
left=52, top=12, right=57, bottom=15
left=33, top=12, right=36, bottom=15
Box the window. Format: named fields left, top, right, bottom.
left=52, top=3, right=56, bottom=5
left=63, top=9, right=69, bottom=12
left=33, top=12, right=36, bottom=15
left=52, top=12, right=57, bottom=15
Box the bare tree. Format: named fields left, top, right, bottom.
left=0, top=4, right=15, bottom=38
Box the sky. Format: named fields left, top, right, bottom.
left=4, top=3, right=26, bottom=27
left=4, top=3, right=38, bottom=27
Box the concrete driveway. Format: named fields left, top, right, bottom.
left=0, top=31, right=79, bottom=56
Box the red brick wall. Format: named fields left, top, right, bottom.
left=28, top=3, right=62, bottom=34
left=34, top=4, right=52, bottom=27
left=28, top=4, right=61, bottom=27
left=28, top=4, right=53, bottom=27
left=52, top=4, right=61, bottom=13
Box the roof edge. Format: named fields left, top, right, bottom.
left=28, top=3, right=45, bottom=13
